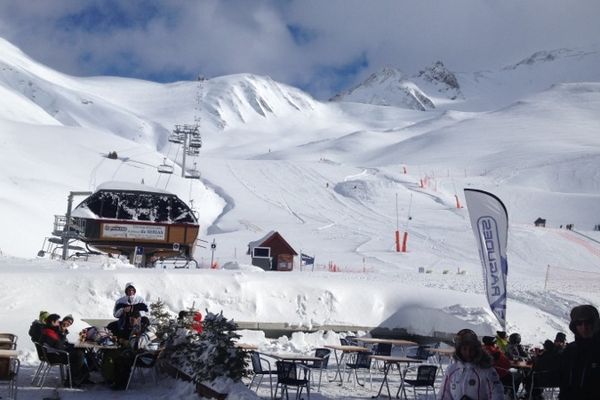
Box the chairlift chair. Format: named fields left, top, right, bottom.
left=189, top=137, right=202, bottom=148
left=168, top=132, right=184, bottom=144
left=186, top=147, right=200, bottom=156
left=186, top=163, right=201, bottom=179
left=157, top=158, right=174, bottom=174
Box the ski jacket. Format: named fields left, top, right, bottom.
left=41, top=326, right=68, bottom=350
left=113, top=294, right=148, bottom=319
left=558, top=334, right=600, bottom=400
left=495, top=336, right=508, bottom=353
left=438, top=360, right=504, bottom=400
left=130, top=326, right=158, bottom=351
left=28, top=320, right=43, bottom=342
left=482, top=344, right=511, bottom=379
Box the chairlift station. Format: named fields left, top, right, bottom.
left=48, top=183, right=200, bottom=266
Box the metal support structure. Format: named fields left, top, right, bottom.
left=61, top=191, right=92, bottom=260
left=171, top=124, right=202, bottom=178
left=181, top=126, right=188, bottom=178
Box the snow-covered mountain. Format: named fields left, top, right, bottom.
left=331, top=67, right=436, bottom=110
left=0, top=38, right=319, bottom=149
left=331, top=47, right=600, bottom=111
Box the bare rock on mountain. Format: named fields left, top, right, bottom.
left=415, top=61, right=463, bottom=100
left=331, top=67, right=435, bottom=111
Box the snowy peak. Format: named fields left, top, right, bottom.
left=414, top=61, right=463, bottom=100
left=331, top=67, right=435, bottom=111
left=503, top=48, right=596, bottom=70
left=0, top=36, right=318, bottom=144
left=201, top=74, right=317, bottom=129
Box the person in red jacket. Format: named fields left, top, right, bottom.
left=41, top=314, right=89, bottom=386
left=192, top=311, right=203, bottom=334
left=483, top=335, right=521, bottom=398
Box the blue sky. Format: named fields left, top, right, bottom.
left=0, top=0, right=599, bottom=99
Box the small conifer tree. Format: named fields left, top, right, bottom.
left=149, top=298, right=174, bottom=341
left=167, top=309, right=247, bottom=385
left=193, top=311, right=247, bottom=383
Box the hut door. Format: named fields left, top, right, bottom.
left=277, top=254, right=293, bottom=271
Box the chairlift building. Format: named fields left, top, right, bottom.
left=70, top=182, right=199, bottom=265
left=247, top=231, right=297, bottom=271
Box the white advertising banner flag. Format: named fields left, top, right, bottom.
left=464, top=189, right=509, bottom=328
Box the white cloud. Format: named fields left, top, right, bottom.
left=0, top=0, right=598, bottom=98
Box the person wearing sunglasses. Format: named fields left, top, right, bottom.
left=558, top=304, right=600, bottom=400
left=439, top=329, right=504, bottom=399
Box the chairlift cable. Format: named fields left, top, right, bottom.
left=164, top=145, right=180, bottom=190
left=154, top=166, right=162, bottom=187
left=111, top=159, right=125, bottom=180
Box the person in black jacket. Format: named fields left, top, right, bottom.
left=525, top=340, right=561, bottom=399
left=558, top=304, right=600, bottom=400
left=28, top=310, right=49, bottom=343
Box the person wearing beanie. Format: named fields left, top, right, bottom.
left=28, top=310, right=50, bottom=342
left=59, top=314, right=75, bottom=340
left=111, top=282, right=148, bottom=340
left=558, top=304, right=600, bottom=400
left=554, top=332, right=567, bottom=352
left=439, top=329, right=504, bottom=399
left=505, top=333, right=529, bottom=361
left=495, top=330, right=509, bottom=353
left=39, top=310, right=50, bottom=323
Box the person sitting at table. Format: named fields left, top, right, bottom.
left=59, top=314, right=74, bottom=340
left=41, top=313, right=90, bottom=386
left=110, top=313, right=158, bottom=390
left=111, top=282, right=148, bottom=339
left=482, top=335, right=521, bottom=396
left=505, top=333, right=529, bottom=361
left=28, top=310, right=50, bottom=343
left=553, top=332, right=567, bottom=353
left=439, top=329, right=504, bottom=400
left=495, top=331, right=509, bottom=353
left=523, top=339, right=560, bottom=399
